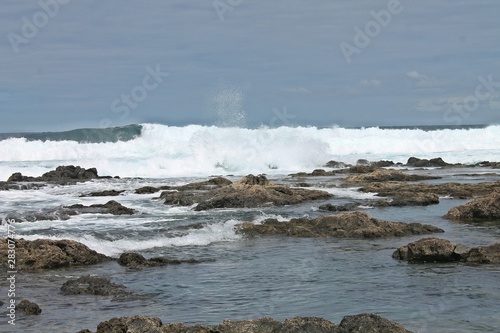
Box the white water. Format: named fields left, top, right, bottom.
left=0, top=124, right=499, bottom=179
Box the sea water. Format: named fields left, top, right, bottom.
left=0, top=124, right=499, bottom=332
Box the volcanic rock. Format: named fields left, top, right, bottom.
left=392, top=237, right=500, bottom=264
left=344, top=169, right=440, bottom=182
left=0, top=238, right=111, bottom=271
left=118, top=252, right=200, bottom=269
left=445, top=191, right=500, bottom=220
left=237, top=211, right=443, bottom=238
left=61, top=275, right=129, bottom=296
left=17, top=299, right=42, bottom=315
left=79, top=313, right=414, bottom=333
left=7, top=165, right=101, bottom=184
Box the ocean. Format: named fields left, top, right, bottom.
left=0, top=123, right=499, bottom=332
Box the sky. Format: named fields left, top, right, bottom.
left=1, top=0, right=500, bottom=132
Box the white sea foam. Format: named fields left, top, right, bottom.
left=0, top=124, right=499, bottom=179
left=14, top=219, right=242, bottom=257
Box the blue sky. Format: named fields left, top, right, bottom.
left=1, top=0, right=500, bottom=132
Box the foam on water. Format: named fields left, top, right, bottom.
left=0, top=123, right=499, bottom=179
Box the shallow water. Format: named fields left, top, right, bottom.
left=1, top=169, right=499, bottom=332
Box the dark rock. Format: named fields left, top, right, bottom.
left=337, top=313, right=412, bottom=333
left=61, top=275, right=129, bottom=296
left=324, top=160, right=349, bottom=168
left=345, top=169, right=440, bottom=182
left=95, top=316, right=163, bottom=333
left=65, top=200, right=135, bottom=215
left=377, top=192, right=440, bottom=207
left=237, top=211, right=443, bottom=238
left=17, top=299, right=42, bottom=315
left=0, top=238, right=111, bottom=271
left=80, top=190, right=125, bottom=197
left=177, top=176, right=233, bottom=190
left=393, top=237, right=500, bottom=264
left=346, top=165, right=379, bottom=174
left=81, top=314, right=413, bottom=333
left=356, top=159, right=370, bottom=166
left=319, top=203, right=359, bottom=212
left=406, top=157, right=452, bottom=167
left=135, top=186, right=161, bottom=194
left=118, top=252, right=201, bottom=269
left=371, top=160, right=396, bottom=168
left=445, top=191, right=500, bottom=220
left=193, top=174, right=332, bottom=211
left=356, top=181, right=500, bottom=200
left=6, top=165, right=111, bottom=185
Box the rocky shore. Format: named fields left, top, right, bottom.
left=76, top=313, right=414, bottom=333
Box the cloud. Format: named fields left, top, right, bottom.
left=406, top=71, right=441, bottom=88
left=415, top=92, right=500, bottom=112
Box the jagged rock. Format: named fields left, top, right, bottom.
left=0, top=238, right=111, bottom=271
left=79, top=314, right=413, bottom=333
left=392, top=237, right=500, bottom=264
left=237, top=211, right=443, bottom=238
left=193, top=174, right=332, bottom=211
left=17, top=299, right=42, bottom=315
left=176, top=176, right=233, bottom=190
left=80, top=190, right=125, bottom=197
left=135, top=186, right=161, bottom=194
left=356, top=181, right=500, bottom=200
left=118, top=252, right=200, bottom=269
left=61, top=275, right=129, bottom=296
left=376, top=192, right=440, bottom=207
left=337, top=313, right=412, bottom=333
left=324, top=160, right=349, bottom=168
left=7, top=165, right=102, bottom=184
left=406, top=157, right=452, bottom=167
left=345, top=169, right=440, bottom=182
left=65, top=200, right=135, bottom=215
left=445, top=191, right=500, bottom=220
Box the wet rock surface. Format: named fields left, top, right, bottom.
left=17, top=299, right=42, bottom=315
left=118, top=252, right=201, bottom=269
left=393, top=237, right=500, bottom=264
left=237, top=211, right=443, bottom=238
left=80, top=190, right=125, bottom=197
left=406, top=157, right=454, bottom=167
left=64, top=200, right=135, bottom=215
left=78, top=313, right=413, bottom=333
left=7, top=165, right=102, bottom=184
left=61, top=275, right=129, bottom=296
left=0, top=238, right=111, bottom=271
left=344, top=169, right=440, bottom=182
left=445, top=191, right=500, bottom=220
left=160, top=174, right=332, bottom=211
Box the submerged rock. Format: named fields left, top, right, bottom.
left=237, top=211, right=443, bottom=238
left=0, top=238, right=111, bottom=271
left=64, top=200, right=135, bottom=215
left=80, top=190, right=125, bottom=197
left=445, top=191, right=500, bottom=220
left=79, top=313, right=413, bottom=333
left=393, top=237, right=500, bottom=264
left=406, top=157, right=453, bottom=167
left=118, top=252, right=201, bottom=269
left=61, top=275, right=129, bottom=296
left=17, top=299, right=42, bottom=315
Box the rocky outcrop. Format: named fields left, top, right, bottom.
left=445, top=191, right=500, bottom=220
left=78, top=313, right=413, bottom=333
left=7, top=165, right=102, bottom=184
left=0, top=238, right=111, bottom=271
left=160, top=174, right=332, bottom=211
left=61, top=275, right=129, bottom=296
left=392, top=237, right=500, bottom=264
left=64, top=200, right=135, bottom=215
left=17, top=299, right=42, bottom=315
left=5, top=200, right=135, bottom=223
left=406, top=157, right=453, bottom=167
left=118, top=252, right=200, bottom=269
left=237, top=211, right=443, bottom=238
left=357, top=181, right=500, bottom=200
left=137, top=177, right=233, bottom=195
left=344, top=169, right=440, bottom=182
left=80, top=190, right=125, bottom=197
